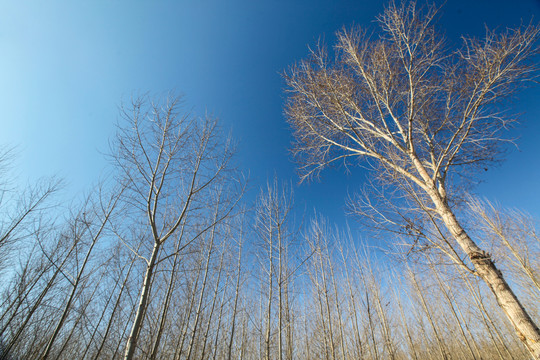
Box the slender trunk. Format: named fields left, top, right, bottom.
left=339, top=245, right=363, bottom=359
left=212, top=266, right=231, bottom=360
left=278, top=227, right=283, bottom=360
left=173, top=251, right=205, bottom=360
left=462, top=273, right=516, bottom=360
left=149, top=219, right=188, bottom=360
left=227, top=240, right=243, bottom=360
left=0, top=250, right=48, bottom=337
left=318, top=247, right=336, bottom=360
left=112, top=298, right=137, bottom=360
left=408, top=267, right=448, bottom=360
left=200, top=250, right=226, bottom=360
left=374, top=286, right=396, bottom=360
left=82, top=255, right=128, bottom=360
left=284, top=277, right=293, bottom=360
left=368, top=265, right=395, bottom=360
left=240, top=315, right=247, bottom=360
left=411, top=300, right=431, bottom=358
left=313, top=264, right=331, bottom=360
left=364, top=289, right=379, bottom=360
left=453, top=295, right=483, bottom=359
left=265, top=231, right=274, bottom=360
left=56, top=270, right=105, bottom=359
left=186, top=237, right=215, bottom=360
left=1, top=241, right=76, bottom=360
left=393, top=284, right=419, bottom=360
left=93, top=252, right=138, bottom=360
left=123, top=241, right=160, bottom=360
left=148, top=250, right=180, bottom=360
left=42, top=234, right=100, bottom=359
left=357, top=261, right=379, bottom=360
left=410, top=152, right=540, bottom=357
left=430, top=263, right=478, bottom=360
left=425, top=180, right=540, bottom=357
left=327, top=249, right=347, bottom=360
left=302, top=280, right=312, bottom=360
left=362, top=284, right=379, bottom=360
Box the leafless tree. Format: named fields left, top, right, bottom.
left=40, top=186, right=122, bottom=360
left=285, top=1, right=540, bottom=356
left=252, top=178, right=297, bottom=360
left=468, top=198, right=540, bottom=297
left=226, top=217, right=246, bottom=360
left=0, top=146, right=60, bottom=273
left=108, top=94, right=242, bottom=360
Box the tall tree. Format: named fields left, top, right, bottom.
left=284, top=2, right=540, bottom=356
left=0, top=146, right=60, bottom=273
left=253, top=178, right=296, bottom=360
left=109, top=94, right=241, bottom=360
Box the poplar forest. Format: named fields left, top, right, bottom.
left=1, top=2, right=539, bottom=360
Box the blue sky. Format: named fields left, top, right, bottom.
left=1, top=0, right=539, bottom=226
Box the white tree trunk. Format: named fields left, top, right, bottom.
left=124, top=241, right=160, bottom=360
left=428, top=187, right=540, bottom=358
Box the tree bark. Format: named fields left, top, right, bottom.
left=124, top=241, right=160, bottom=360
left=428, top=186, right=540, bottom=358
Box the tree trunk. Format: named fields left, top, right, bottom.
left=227, top=240, right=243, bottom=360
left=429, top=187, right=540, bottom=358
left=124, top=241, right=160, bottom=360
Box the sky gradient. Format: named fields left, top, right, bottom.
left=1, top=0, right=539, bottom=226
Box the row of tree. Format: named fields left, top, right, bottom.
left=0, top=156, right=538, bottom=360
left=0, top=1, right=539, bottom=359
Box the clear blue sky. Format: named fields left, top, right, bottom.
left=1, top=0, right=539, bottom=226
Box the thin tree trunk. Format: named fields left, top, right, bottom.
left=56, top=269, right=106, bottom=359
left=41, top=221, right=105, bottom=359
left=339, top=244, right=364, bottom=360
left=392, top=282, right=419, bottom=360
left=82, top=252, right=130, bottom=360
left=0, top=247, right=48, bottom=337
left=123, top=241, right=160, bottom=360
left=149, top=220, right=189, bottom=360
left=200, top=250, right=227, bottom=360
left=1, top=240, right=76, bottom=360
left=227, top=238, right=243, bottom=360
left=368, top=264, right=396, bottom=360
left=212, top=263, right=231, bottom=360
left=278, top=226, right=283, bottom=360
left=357, top=261, right=379, bottom=360
left=186, top=234, right=217, bottom=360
left=284, top=275, right=293, bottom=360
left=92, top=251, right=138, bottom=360
left=430, top=262, right=478, bottom=360
left=318, top=246, right=337, bottom=360
left=173, top=250, right=205, bottom=360
left=313, top=264, right=331, bottom=360
left=148, top=250, right=180, bottom=360
left=264, top=228, right=274, bottom=360
left=327, top=247, right=347, bottom=360
left=408, top=266, right=448, bottom=360
left=462, top=273, right=516, bottom=360
left=423, top=177, right=540, bottom=357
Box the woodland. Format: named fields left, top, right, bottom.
left=0, top=2, right=539, bottom=359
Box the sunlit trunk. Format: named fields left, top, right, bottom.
left=123, top=241, right=160, bottom=360
left=433, top=192, right=540, bottom=358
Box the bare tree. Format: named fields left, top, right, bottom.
left=468, top=198, right=540, bottom=296
left=0, top=146, right=60, bottom=273
left=284, top=1, right=540, bottom=356
left=109, top=94, right=241, bottom=360
left=226, top=217, right=246, bottom=360
left=253, top=178, right=296, bottom=360
left=40, top=186, right=121, bottom=360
